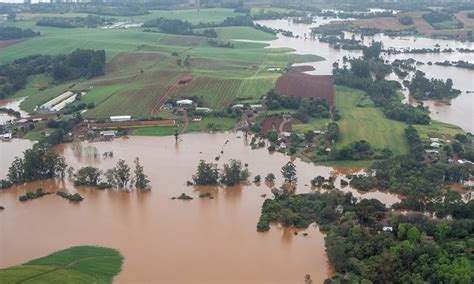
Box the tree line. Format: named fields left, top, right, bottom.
left=192, top=159, right=250, bottom=186
left=37, top=15, right=116, bottom=29
left=0, top=27, right=39, bottom=40
left=72, top=158, right=150, bottom=191
left=0, top=49, right=105, bottom=99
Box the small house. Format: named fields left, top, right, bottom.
left=100, top=130, right=116, bottom=140
left=176, top=99, right=193, bottom=107
left=231, top=104, right=244, bottom=110
left=430, top=142, right=441, bottom=148
left=195, top=107, right=212, bottom=113
left=110, top=115, right=131, bottom=122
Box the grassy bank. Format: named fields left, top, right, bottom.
left=335, top=86, right=409, bottom=155
left=0, top=246, right=123, bottom=283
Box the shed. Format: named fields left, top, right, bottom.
left=100, top=130, right=116, bottom=140
left=110, top=115, right=131, bottom=122
left=195, top=107, right=213, bottom=113
left=176, top=99, right=193, bottom=106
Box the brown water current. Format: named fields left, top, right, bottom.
left=0, top=133, right=401, bottom=283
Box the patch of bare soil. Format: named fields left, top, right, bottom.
left=0, top=38, right=27, bottom=49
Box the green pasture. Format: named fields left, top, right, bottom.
left=334, top=86, right=409, bottom=155
left=0, top=246, right=123, bottom=284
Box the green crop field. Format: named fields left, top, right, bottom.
left=335, top=86, right=409, bottom=155
left=0, top=246, right=123, bottom=284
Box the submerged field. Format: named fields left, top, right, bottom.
left=0, top=246, right=123, bottom=283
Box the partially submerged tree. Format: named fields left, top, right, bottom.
left=133, top=157, right=150, bottom=191
left=74, top=166, right=102, bottom=186
left=281, top=161, right=297, bottom=184
left=193, top=160, right=219, bottom=185
left=220, top=159, right=250, bottom=186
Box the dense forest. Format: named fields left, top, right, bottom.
left=257, top=185, right=473, bottom=283
left=0, top=27, right=39, bottom=40
left=0, top=49, right=105, bottom=99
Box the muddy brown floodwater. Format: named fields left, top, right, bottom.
left=0, top=133, right=401, bottom=283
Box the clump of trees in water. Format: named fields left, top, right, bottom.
left=57, top=191, right=83, bottom=202
left=73, top=158, right=150, bottom=191
left=19, top=188, right=53, bottom=202
left=0, top=27, right=40, bottom=40
left=0, top=49, right=105, bottom=99
left=192, top=159, right=249, bottom=186
left=406, top=70, right=461, bottom=100
left=7, top=144, right=66, bottom=185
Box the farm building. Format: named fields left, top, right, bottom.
left=275, top=73, right=335, bottom=106
left=176, top=99, right=193, bottom=106
left=195, top=107, right=213, bottom=113
left=110, top=115, right=131, bottom=122
left=100, top=130, right=117, bottom=140
left=40, top=91, right=77, bottom=111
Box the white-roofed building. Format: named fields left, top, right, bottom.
left=110, top=115, right=131, bottom=122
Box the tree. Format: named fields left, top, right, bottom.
left=7, top=145, right=66, bottom=184
left=193, top=160, right=219, bottom=185
left=133, top=157, right=150, bottom=191
left=220, top=159, right=249, bottom=186
left=265, top=173, right=276, bottom=182
left=281, top=161, right=297, bottom=183
left=113, top=159, right=131, bottom=188
left=363, top=41, right=382, bottom=60
left=74, top=166, right=101, bottom=186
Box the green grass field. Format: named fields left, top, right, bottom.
left=335, top=86, right=409, bottom=155
left=187, top=116, right=236, bottom=132
left=0, top=246, right=123, bottom=284
left=131, top=126, right=178, bottom=136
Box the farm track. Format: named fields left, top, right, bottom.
left=149, top=73, right=191, bottom=116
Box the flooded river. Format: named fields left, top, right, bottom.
left=255, top=18, right=474, bottom=132
left=0, top=133, right=401, bottom=283
left=0, top=97, right=28, bottom=125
